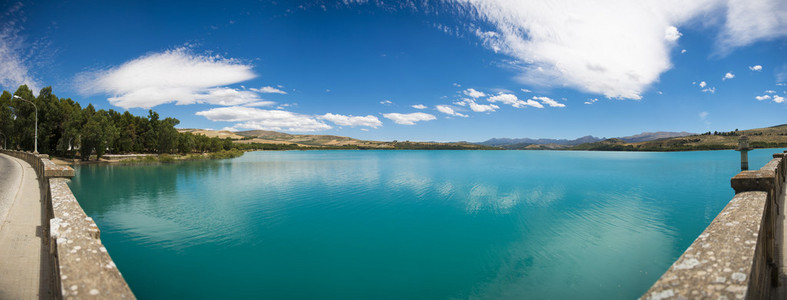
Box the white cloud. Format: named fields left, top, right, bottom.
left=320, top=113, right=383, bottom=128
left=699, top=81, right=707, bottom=88
left=251, top=86, right=287, bottom=94
left=197, top=88, right=264, bottom=106
left=774, top=95, right=785, bottom=103
left=463, top=88, right=486, bottom=98
left=533, top=96, right=566, bottom=108
left=719, top=0, right=787, bottom=51
left=681, top=49, right=687, bottom=54
left=243, top=101, right=277, bottom=107
left=755, top=95, right=771, bottom=101
left=452, top=83, right=462, bottom=87
left=380, top=100, right=393, bottom=105
left=520, top=88, right=532, bottom=93
left=453, top=0, right=787, bottom=100
left=664, top=26, right=682, bottom=42
left=467, top=100, right=499, bottom=112
left=765, top=90, right=776, bottom=94
left=411, top=104, right=427, bottom=109
left=723, top=72, right=735, bottom=80
left=584, top=98, right=598, bottom=105
left=0, top=3, right=41, bottom=93
left=749, top=65, right=763, bottom=71
left=76, top=48, right=258, bottom=109
left=702, top=87, right=716, bottom=93
left=196, top=106, right=331, bottom=132
left=383, top=112, right=437, bottom=125
left=487, top=93, right=544, bottom=108
left=435, top=105, right=468, bottom=117
left=699, top=111, right=709, bottom=120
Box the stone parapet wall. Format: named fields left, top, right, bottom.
left=0, top=150, right=135, bottom=299
left=643, top=151, right=786, bottom=299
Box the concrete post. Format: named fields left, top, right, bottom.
left=738, top=135, right=750, bottom=171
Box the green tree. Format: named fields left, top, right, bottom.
left=178, top=132, right=195, bottom=154
left=143, top=110, right=160, bottom=152
left=11, top=85, right=36, bottom=151
left=55, top=99, right=83, bottom=158
left=158, top=117, right=180, bottom=154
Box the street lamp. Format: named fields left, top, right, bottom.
left=12, top=95, right=38, bottom=154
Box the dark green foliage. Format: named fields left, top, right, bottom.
left=1, top=85, right=250, bottom=160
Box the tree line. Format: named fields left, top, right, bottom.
left=1, top=85, right=236, bottom=160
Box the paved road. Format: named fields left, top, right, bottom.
left=0, top=153, right=23, bottom=227
left=0, top=153, right=52, bottom=299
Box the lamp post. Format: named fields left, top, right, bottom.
left=12, top=95, right=37, bottom=154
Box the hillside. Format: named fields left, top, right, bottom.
left=178, top=129, right=498, bottom=150
left=480, top=131, right=693, bottom=149
left=568, top=125, right=787, bottom=151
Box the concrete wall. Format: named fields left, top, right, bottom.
left=642, top=151, right=787, bottom=300
left=0, top=150, right=135, bottom=299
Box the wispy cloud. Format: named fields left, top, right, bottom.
left=435, top=105, right=468, bottom=117
left=383, top=112, right=437, bottom=125
left=487, top=93, right=543, bottom=108
left=456, top=98, right=499, bottom=112
left=702, top=87, right=716, bottom=94
left=453, top=0, right=786, bottom=99
left=320, top=113, right=382, bottom=128
left=196, top=106, right=331, bottom=132
left=411, top=104, right=427, bottom=109
left=699, top=111, right=710, bottom=125
left=755, top=95, right=772, bottom=101
left=463, top=88, right=486, bottom=98
left=380, top=99, right=393, bottom=105
left=251, top=86, right=287, bottom=94
left=243, top=101, right=277, bottom=107
left=718, top=0, right=787, bottom=51
left=749, top=65, right=763, bottom=71
left=0, top=2, right=41, bottom=93
left=76, top=48, right=258, bottom=109
left=532, top=96, right=565, bottom=108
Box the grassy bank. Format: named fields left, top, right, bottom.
left=113, top=149, right=245, bottom=164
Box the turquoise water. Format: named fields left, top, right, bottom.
left=68, top=149, right=785, bottom=299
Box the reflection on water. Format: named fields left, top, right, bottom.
left=68, top=148, right=786, bottom=299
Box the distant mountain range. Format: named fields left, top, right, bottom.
left=181, top=125, right=787, bottom=152
left=479, top=131, right=695, bottom=149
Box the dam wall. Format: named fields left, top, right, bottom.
left=643, top=151, right=787, bottom=299
left=0, top=150, right=135, bottom=299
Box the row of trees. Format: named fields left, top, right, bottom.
left=1, top=85, right=235, bottom=160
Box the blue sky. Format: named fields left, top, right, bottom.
left=1, top=0, right=786, bottom=142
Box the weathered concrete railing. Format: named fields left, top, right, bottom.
left=643, top=151, right=787, bottom=299
left=0, top=150, right=135, bottom=299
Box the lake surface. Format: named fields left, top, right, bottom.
left=68, top=149, right=785, bottom=299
